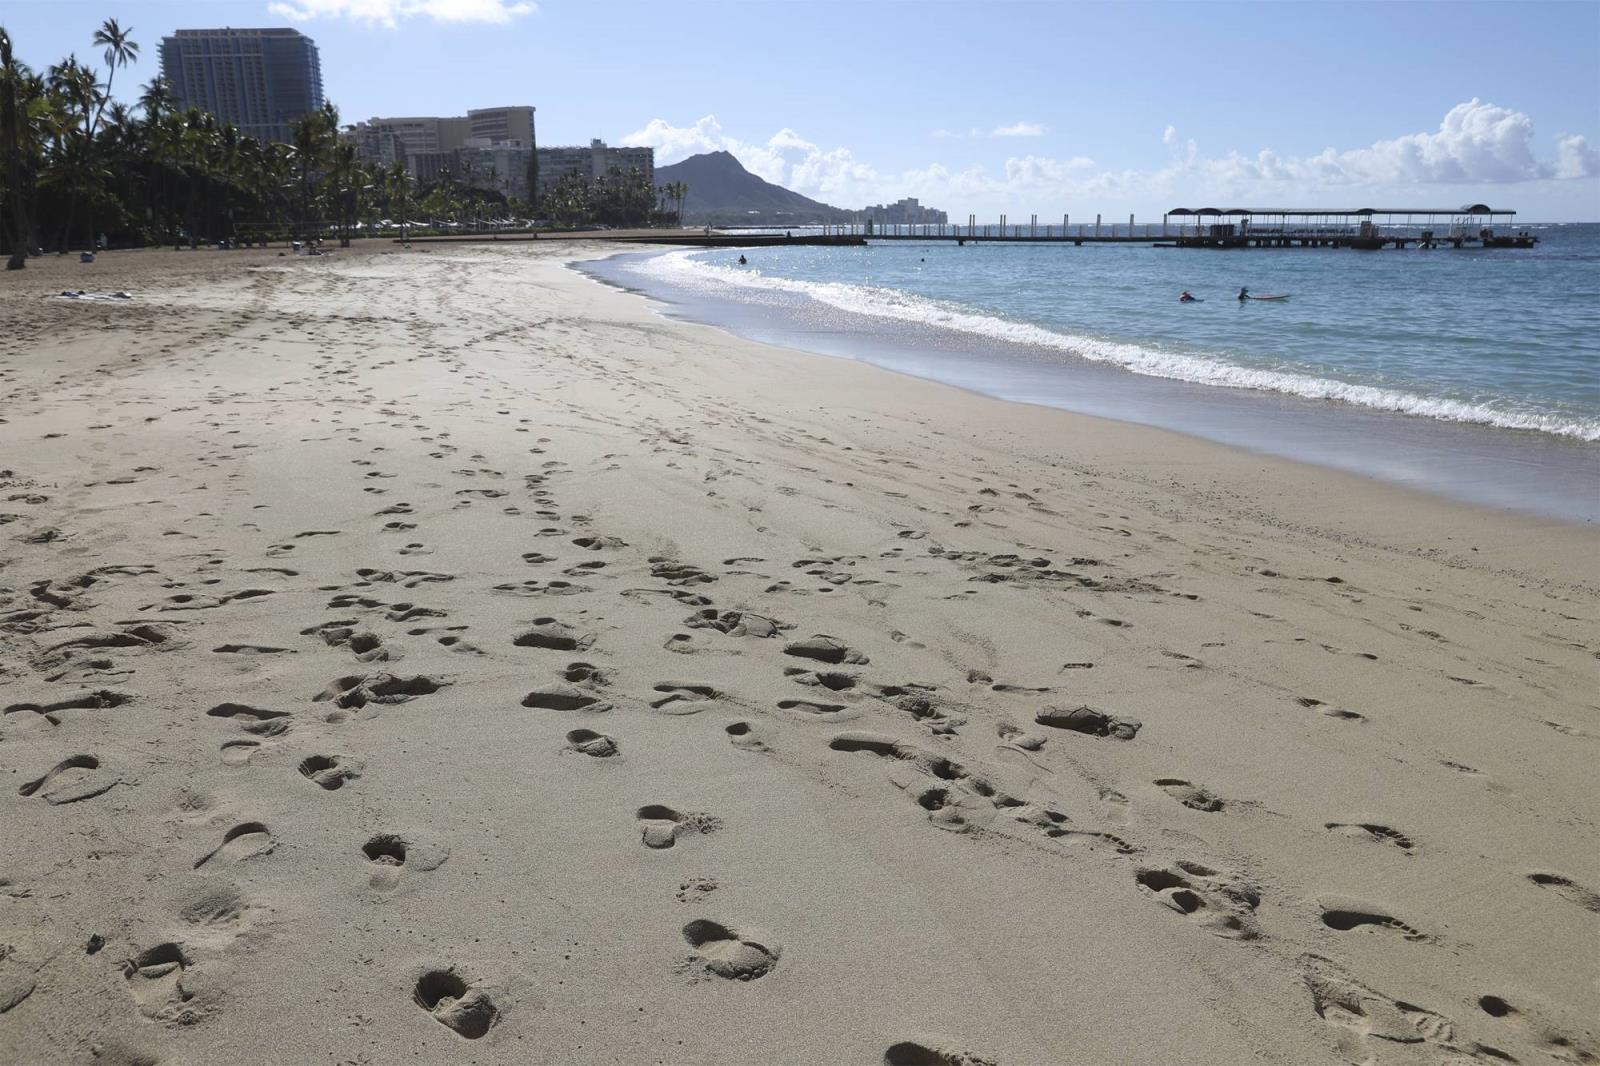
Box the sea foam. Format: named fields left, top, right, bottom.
left=634, top=250, right=1600, bottom=442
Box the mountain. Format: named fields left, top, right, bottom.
left=655, top=151, right=854, bottom=225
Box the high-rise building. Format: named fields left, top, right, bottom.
left=160, top=28, right=325, bottom=143
left=467, top=107, right=535, bottom=146
left=861, top=197, right=948, bottom=225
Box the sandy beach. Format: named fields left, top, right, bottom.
left=1, top=241, right=1596, bottom=1066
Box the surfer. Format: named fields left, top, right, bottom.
left=738, top=255, right=747, bottom=265
left=1238, top=287, right=1250, bottom=301
left=1179, top=290, right=1197, bottom=303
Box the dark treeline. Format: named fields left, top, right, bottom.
left=0, top=20, right=686, bottom=270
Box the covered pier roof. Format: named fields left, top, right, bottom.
left=1165, top=204, right=1515, bottom=217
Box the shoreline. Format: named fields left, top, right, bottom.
left=583, top=245, right=1600, bottom=524
left=2, top=241, right=1595, bottom=1065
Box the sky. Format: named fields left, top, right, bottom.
left=7, top=0, right=1599, bottom=220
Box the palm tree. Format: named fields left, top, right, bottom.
left=138, top=75, right=171, bottom=123
left=671, top=181, right=688, bottom=226
left=383, top=161, right=411, bottom=241
left=89, top=19, right=137, bottom=138
left=82, top=19, right=136, bottom=246
left=288, top=102, right=337, bottom=240
left=324, top=140, right=366, bottom=246
left=1, top=26, right=35, bottom=268
left=46, top=55, right=99, bottom=248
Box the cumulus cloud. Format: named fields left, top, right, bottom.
left=621, top=115, right=730, bottom=162
left=1326, top=98, right=1545, bottom=184
left=267, top=0, right=536, bottom=27
left=1555, top=134, right=1600, bottom=180
left=992, top=121, right=1045, bottom=138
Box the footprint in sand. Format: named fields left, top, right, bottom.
left=1300, top=953, right=1461, bottom=1058
left=3, top=689, right=131, bottom=726
left=777, top=698, right=857, bottom=721
left=636, top=805, right=722, bottom=849
left=1135, top=862, right=1262, bottom=939
left=562, top=661, right=608, bottom=686
left=221, top=739, right=262, bottom=766
left=784, top=667, right=858, bottom=692
left=681, top=919, right=780, bottom=980
left=884, top=1040, right=999, bottom=1066
left=18, top=754, right=121, bottom=805
left=1154, top=778, right=1225, bottom=812
left=413, top=969, right=497, bottom=1039
left=362, top=832, right=449, bottom=888
left=1035, top=705, right=1142, bottom=740
left=684, top=608, right=787, bottom=638
left=313, top=673, right=444, bottom=712
left=1325, top=823, right=1415, bottom=852
left=513, top=618, right=595, bottom=652
left=193, top=822, right=274, bottom=869
left=1527, top=871, right=1600, bottom=914
left=212, top=644, right=293, bottom=656
left=649, top=683, right=721, bottom=714
left=207, top=702, right=291, bottom=736
left=298, top=754, right=363, bottom=790
left=565, top=728, right=619, bottom=758
left=572, top=535, right=626, bottom=551
left=996, top=722, right=1047, bottom=751
left=783, top=634, right=869, bottom=665
left=522, top=684, right=610, bottom=712
left=1318, top=898, right=1430, bottom=941
left=725, top=721, right=768, bottom=751
left=122, top=942, right=193, bottom=1018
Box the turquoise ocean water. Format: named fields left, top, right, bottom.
left=584, top=224, right=1600, bottom=520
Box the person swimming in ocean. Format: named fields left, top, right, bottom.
left=1238, top=287, right=1250, bottom=301
left=1180, top=290, right=1196, bottom=302
left=738, top=255, right=747, bottom=265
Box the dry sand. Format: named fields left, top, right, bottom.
left=1, top=241, right=1596, bottom=1066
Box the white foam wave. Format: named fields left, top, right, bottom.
left=632, top=249, right=1600, bottom=442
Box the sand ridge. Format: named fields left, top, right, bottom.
left=0, top=242, right=1596, bottom=1065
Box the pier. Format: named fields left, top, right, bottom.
left=793, top=204, right=1538, bottom=250
left=395, top=205, right=1535, bottom=251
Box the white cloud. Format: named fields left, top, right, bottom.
left=991, top=122, right=1045, bottom=138
left=622, top=101, right=1593, bottom=219
left=768, top=128, right=817, bottom=153
left=621, top=115, right=730, bottom=162
left=267, top=0, right=536, bottom=27
left=1555, top=134, right=1600, bottom=180
left=1323, top=98, right=1544, bottom=184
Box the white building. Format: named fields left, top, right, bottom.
left=537, top=140, right=654, bottom=194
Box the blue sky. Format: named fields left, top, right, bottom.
left=8, top=0, right=1599, bottom=219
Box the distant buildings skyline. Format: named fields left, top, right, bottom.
left=350, top=106, right=654, bottom=204
left=862, top=197, right=948, bottom=225
left=159, top=28, right=324, bottom=144
left=153, top=27, right=942, bottom=214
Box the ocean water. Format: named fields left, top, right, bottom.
left=582, top=225, right=1600, bottom=520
